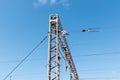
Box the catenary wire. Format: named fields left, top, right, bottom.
left=73, top=52, right=120, bottom=57
left=0, top=51, right=120, bottom=63
left=80, top=77, right=120, bottom=80
left=2, top=35, right=48, bottom=80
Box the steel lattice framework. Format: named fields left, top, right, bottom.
left=47, top=14, right=79, bottom=80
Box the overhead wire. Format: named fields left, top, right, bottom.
left=0, top=51, right=120, bottom=64
left=2, top=35, right=48, bottom=80
left=73, top=52, right=120, bottom=57
left=80, top=77, right=120, bottom=80
left=1, top=34, right=120, bottom=80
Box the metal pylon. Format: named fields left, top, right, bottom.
left=47, top=14, right=79, bottom=80
left=47, top=14, right=61, bottom=80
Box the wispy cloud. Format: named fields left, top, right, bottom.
left=32, top=0, right=47, bottom=8
left=50, top=0, right=57, bottom=5
left=38, top=0, right=47, bottom=5
left=32, top=0, right=70, bottom=8
left=60, top=0, right=70, bottom=7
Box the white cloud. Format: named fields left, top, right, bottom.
left=38, top=0, right=47, bottom=5
left=32, top=0, right=70, bottom=8
left=50, top=0, right=57, bottom=5
left=60, top=0, right=70, bottom=7
left=32, top=0, right=47, bottom=8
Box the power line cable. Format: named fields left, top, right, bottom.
left=73, top=52, right=120, bottom=57
left=0, top=58, right=46, bottom=63
left=2, top=35, right=48, bottom=80
left=80, top=77, right=120, bottom=80
left=0, top=51, right=120, bottom=64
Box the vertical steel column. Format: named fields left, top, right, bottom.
left=47, top=14, right=60, bottom=80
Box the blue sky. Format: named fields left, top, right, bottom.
left=0, top=0, right=120, bottom=80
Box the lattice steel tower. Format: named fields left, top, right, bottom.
left=47, top=14, right=79, bottom=80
